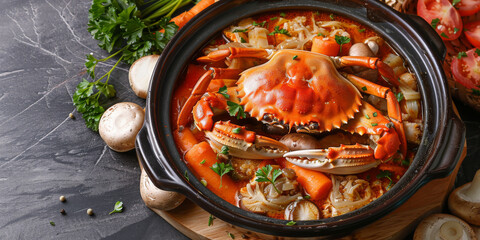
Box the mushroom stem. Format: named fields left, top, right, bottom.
left=439, top=221, right=463, bottom=240
left=463, top=170, right=480, bottom=201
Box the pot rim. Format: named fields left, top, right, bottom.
left=137, top=0, right=466, bottom=237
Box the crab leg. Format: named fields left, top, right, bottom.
left=197, top=47, right=270, bottom=63
left=335, top=56, right=399, bottom=87
left=206, top=121, right=288, bottom=159
left=345, top=73, right=407, bottom=158
left=177, top=68, right=241, bottom=128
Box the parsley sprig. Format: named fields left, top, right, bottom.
left=109, top=201, right=124, bottom=215
left=210, top=162, right=233, bottom=188
left=75, top=0, right=184, bottom=130
left=335, top=35, right=351, bottom=53
left=227, top=101, right=246, bottom=119
left=255, top=165, right=282, bottom=194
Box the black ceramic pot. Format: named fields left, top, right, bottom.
left=136, top=0, right=465, bottom=237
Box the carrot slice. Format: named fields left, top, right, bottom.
left=185, top=141, right=238, bottom=205
left=173, top=128, right=198, bottom=153
left=279, top=159, right=332, bottom=200
left=160, top=0, right=215, bottom=33
left=311, top=36, right=340, bottom=56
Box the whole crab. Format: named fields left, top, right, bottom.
left=178, top=47, right=407, bottom=174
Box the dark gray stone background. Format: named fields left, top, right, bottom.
left=0, top=0, right=478, bottom=239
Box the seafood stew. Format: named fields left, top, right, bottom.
left=171, top=10, right=424, bottom=221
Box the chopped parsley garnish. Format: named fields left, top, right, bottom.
left=317, top=32, right=325, bottom=37
left=373, top=112, right=378, bottom=117
left=210, top=162, right=233, bottom=188
left=220, top=145, right=229, bottom=155
left=329, top=13, right=335, bottom=20
left=280, top=12, right=286, bottom=17
left=292, top=55, right=298, bottom=60
left=430, top=18, right=440, bottom=29
left=335, top=35, right=351, bottom=53
left=401, top=160, right=410, bottom=166
left=200, top=159, right=206, bottom=164
left=184, top=170, right=189, bottom=182
left=255, top=165, right=282, bottom=194
left=240, top=37, right=247, bottom=43
left=304, top=195, right=311, bottom=200
left=452, top=0, right=461, bottom=7
left=268, top=26, right=291, bottom=36
left=358, top=28, right=366, bottom=33
left=228, top=232, right=235, bottom=239
left=365, top=114, right=370, bottom=119
left=252, top=21, right=267, bottom=27
left=454, top=27, right=459, bottom=34
left=109, top=201, right=124, bottom=215
left=377, top=170, right=393, bottom=190
left=396, top=92, right=404, bottom=102
left=270, top=17, right=278, bottom=21
left=440, top=32, right=449, bottom=38
left=218, top=85, right=230, bottom=99
left=457, top=51, right=467, bottom=59
left=361, top=86, right=367, bottom=91
left=232, top=128, right=242, bottom=134
left=208, top=214, right=216, bottom=226
left=286, top=221, right=296, bottom=226
left=50, top=221, right=55, bottom=226
left=371, top=123, right=378, bottom=127
left=232, top=28, right=248, bottom=33
left=227, top=101, right=246, bottom=119
left=476, top=49, right=480, bottom=56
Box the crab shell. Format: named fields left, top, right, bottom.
left=237, top=49, right=363, bottom=132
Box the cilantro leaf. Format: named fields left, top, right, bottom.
left=109, top=201, right=124, bottom=215
left=219, top=145, right=229, bottom=155
left=268, top=26, right=291, bottom=37
left=335, top=35, right=350, bottom=53
left=218, top=85, right=230, bottom=99
left=210, top=162, right=233, bottom=188
left=227, top=101, right=246, bottom=119
left=457, top=51, right=467, bottom=59
left=208, top=214, right=215, bottom=226
left=475, top=49, right=480, bottom=56
left=255, top=165, right=282, bottom=194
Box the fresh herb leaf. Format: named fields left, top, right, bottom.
left=292, top=55, right=298, bottom=60
left=452, top=0, right=461, bottom=7
left=361, top=86, right=367, bottom=91
left=218, top=85, right=230, bottom=99
left=396, top=92, right=404, bottom=102
left=252, top=21, right=266, bottom=27
left=232, top=28, right=248, bottom=33
left=371, top=123, right=378, bottom=127
left=210, top=162, right=233, bottom=188
left=280, top=12, right=286, bottom=17
left=329, top=13, right=335, bottom=20
left=457, top=51, right=467, bottom=59
left=240, top=37, right=247, bottom=43
left=255, top=165, right=282, bottom=194
left=268, top=26, right=291, bottom=37
left=335, top=35, right=350, bottom=53
left=401, top=160, right=410, bottom=166
left=270, top=17, right=278, bottom=21
left=373, top=112, right=378, bottom=117
left=286, top=221, right=296, bottom=226
left=430, top=18, right=440, bottom=29
left=358, top=28, right=366, bottom=33
left=317, top=32, right=325, bottom=37
left=228, top=232, right=235, bottom=239
left=304, top=195, right=311, bottom=200
left=49, top=221, right=55, bottom=226
left=208, top=214, right=215, bottom=226
left=453, top=27, right=459, bottom=34
left=227, top=101, right=246, bottom=119
left=232, top=128, right=242, bottom=134
left=315, top=11, right=320, bottom=15
left=475, top=49, right=480, bottom=56
left=440, top=32, right=449, bottom=38
left=365, top=114, right=370, bottom=119
left=200, top=159, right=206, bottom=164
left=220, top=145, right=229, bottom=155
left=109, top=201, right=124, bottom=215
left=184, top=170, right=189, bottom=181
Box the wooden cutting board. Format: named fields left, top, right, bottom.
left=144, top=141, right=466, bottom=240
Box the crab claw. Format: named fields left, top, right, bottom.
left=205, top=121, right=288, bottom=159
left=283, top=144, right=380, bottom=174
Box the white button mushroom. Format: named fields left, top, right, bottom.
left=99, top=102, right=144, bottom=152
left=413, top=214, right=476, bottom=240
left=139, top=169, right=185, bottom=211
left=448, top=169, right=480, bottom=226
left=128, top=55, right=160, bottom=99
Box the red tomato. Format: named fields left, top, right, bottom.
left=464, top=21, right=480, bottom=48
left=453, top=0, right=480, bottom=16
left=451, top=48, right=480, bottom=90
left=417, top=0, right=463, bottom=40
